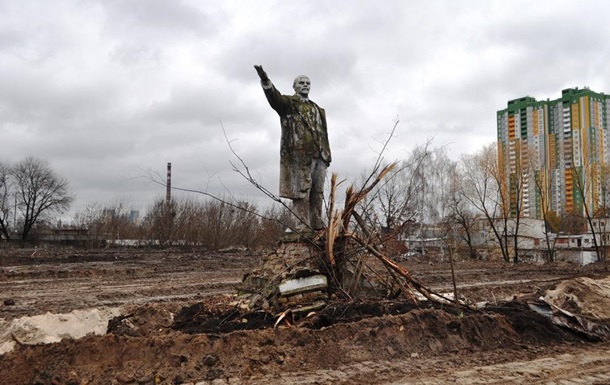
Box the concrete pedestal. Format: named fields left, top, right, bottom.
left=239, top=237, right=328, bottom=309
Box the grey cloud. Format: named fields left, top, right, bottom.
left=0, top=27, right=23, bottom=51
left=218, top=34, right=359, bottom=88
left=143, top=82, right=262, bottom=127
left=100, top=0, right=218, bottom=42
left=109, top=43, right=163, bottom=67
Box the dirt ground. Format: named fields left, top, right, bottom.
left=1, top=247, right=610, bottom=385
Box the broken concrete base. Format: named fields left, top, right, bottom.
left=279, top=275, right=327, bottom=296
left=238, top=237, right=329, bottom=310
left=262, top=239, right=322, bottom=275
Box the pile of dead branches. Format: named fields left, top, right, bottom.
left=321, top=164, right=469, bottom=310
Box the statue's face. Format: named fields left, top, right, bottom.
left=293, top=76, right=311, bottom=96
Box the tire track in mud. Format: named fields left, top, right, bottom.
left=0, top=259, right=249, bottom=320
left=406, top=348, right=610, bottom=385
left=185, top=346, right=610, bottom=385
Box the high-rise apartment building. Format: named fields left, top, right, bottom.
left=497, top=87, right=610, bottom=219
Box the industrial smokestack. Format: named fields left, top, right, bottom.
left=166, top=162, right=172, bottom=204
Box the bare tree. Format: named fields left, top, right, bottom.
left=594, top=165, right=610, bottom=254
left=422, top=148, right=454, bottom=223
left=528, top=147, right=558, bottom=262
left=570, top=156, right=604, bottom=261
left=144, top=198, right=179, bottom=247
left=258, top=204, right=295, bottom=248
left=74, top=201, right=141, bottom=247
left=357, top=141, right=433, bottom=256
left=507, top=147, right=526, bottom=264
left=460, top=144, right=511, bottom=262
left=0, top=161, right=12, bottom=240
left=447, top=163, right=479, bottom=259
left=172, top=198, right=206, bottom=247
left=73, top=203, right=105, bottom=246
left=422, top=147, right=461, bottom=260
left=364, top=160, right=421, bottom=232
left=198, top=199, right=260, bottom=250
left=11, top=157, right=73, bottom=240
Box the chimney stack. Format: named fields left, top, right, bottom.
left=166, top=162, right=172, bottom=204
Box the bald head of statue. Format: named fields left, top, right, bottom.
left=293, top=75, right=311, bottom=98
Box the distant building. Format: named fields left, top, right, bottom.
left=472, top=217, right=547, bottom=250
left=497, top=87, right=610, bottom=218
left=129, top=210, right=140, bottom=224
left=33, top=224, right=90, bottom=244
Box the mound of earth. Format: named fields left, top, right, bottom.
left=544, top=276, right=610, bottom=322
left=0, top=298, right=590, bottom=385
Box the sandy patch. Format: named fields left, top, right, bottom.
left=0, top=307, right=121, bottom=355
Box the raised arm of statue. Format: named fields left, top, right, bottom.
left=254, top=65, right=270, bottom=84
left=254, top=65, right=291, bottom=115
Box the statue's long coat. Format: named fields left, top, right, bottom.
left=262, top=83, right=331, bottom=199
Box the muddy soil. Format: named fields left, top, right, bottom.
left=1, top=248, right=610, bottom=385
left=0, top=248, right=258, bottom=321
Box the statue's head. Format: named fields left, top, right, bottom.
left=293, top=75, right=311, bottom=97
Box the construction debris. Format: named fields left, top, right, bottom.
left=520, top=276, right=610, bottom=341
left=544, top=276, right=610, bottom=322
left=528, top=297, right=610, bottom=341
left=238, top=166, right=473, bottom=323
left=0, top=307, right=121, bottom=355
left=278, top=274, right=327, bottom=296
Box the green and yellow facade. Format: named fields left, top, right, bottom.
left=497, top=87, right=610, bottom=219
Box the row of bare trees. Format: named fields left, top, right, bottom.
left=479, top=145, right=610, bottom=262
left=353, top=139, right=609, bottom=264
left=73, top=197, right=294, bottom=250
left=357, top=142, right=483, bottom=261
left=6, top=143, right=606, bottom=262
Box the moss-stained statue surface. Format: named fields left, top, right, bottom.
left=254, top=65, right=331, bottom=230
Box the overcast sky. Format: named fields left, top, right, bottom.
left=2, top=0, right=610, bottom=220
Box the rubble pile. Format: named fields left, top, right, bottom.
left=238, top=237, right=329, bottom=314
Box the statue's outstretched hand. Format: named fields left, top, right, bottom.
left=254, top=65, right=269, bottom=82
